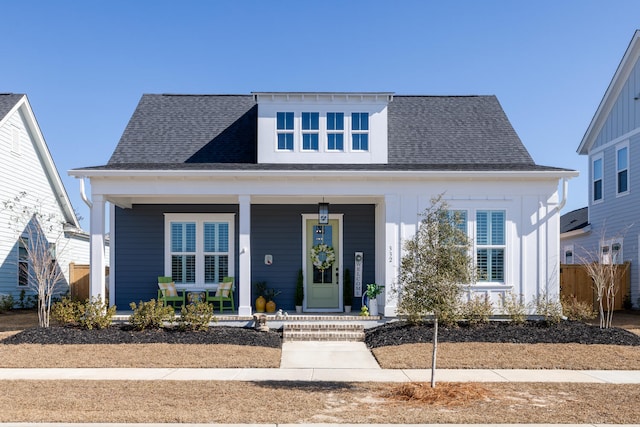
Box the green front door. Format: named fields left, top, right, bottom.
left=306, top=218, right=340, bottom=310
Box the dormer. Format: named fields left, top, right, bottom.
left=254, top=92, right=393, bottom=164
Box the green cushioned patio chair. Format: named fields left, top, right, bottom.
left=157, top=276, right=186, bottom=308
left=206, top=276, right=235, bottom=313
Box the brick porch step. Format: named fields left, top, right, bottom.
left=282, top=323, right=365, bottom=342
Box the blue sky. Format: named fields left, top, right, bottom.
left=2, top=0, right=639, bottom=229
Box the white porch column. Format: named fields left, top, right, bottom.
left=382, top=194, right=399, bottom=317
left=238, top=195, right=252, bottom=316
left=89, top=194, right=106, bottom=302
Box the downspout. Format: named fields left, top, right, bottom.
left=79, top=178, right=93, bottom=208
left=555, top=177, right=568, bottom=213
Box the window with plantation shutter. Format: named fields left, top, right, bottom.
left=476, top=210, right=505, bottom=282
left=165, top=214, right=235, bottom=287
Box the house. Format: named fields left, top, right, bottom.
left=70, top=92, right=576, bottom=316
left=0, top=94, right=91, bottom=304
left=563, top=30, right=640, bottom=309
left=560, top=206, right=590, bottom=265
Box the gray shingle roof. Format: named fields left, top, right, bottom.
left=102, top=93, right=557, bottom=171
left=388, top=95, right=534, bottom=165
left=560, top=206, right=589, bottom=233
left=0, top=93, right=24, bottom=120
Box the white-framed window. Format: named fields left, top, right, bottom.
left=563, top=245, right=574, bottom=264
left=276, top=112, right=294, bottom=151
left=327, top=112, right=344, bottom=151
left=301, top=112, right=319, bottom=151
left=164, top=214, right=235, bottom=287
left=592, top=155, right=603, bottom=202
left=601, top=238, right=623, bottom=264
left=351, top=112, right=369, bottom=151
left=18, top=239, right=28, bottom=287
left=476, top=210, right=505, bottom=282
left=616, top=143, right=629, bottom=195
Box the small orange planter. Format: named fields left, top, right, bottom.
left=255, top=296, right=266, bottom=313
left=265, top=300, right=276, bottom=313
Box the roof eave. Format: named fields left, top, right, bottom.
left=560, top=224, right=592, bottom=240
left=69, top=167, right=578, bottom=180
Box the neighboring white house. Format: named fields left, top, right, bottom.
left=0, top=94, right=92, bottom=304
left=563, top=30, right=640, bottom=308
left=71, top=92, right=577, bottom=316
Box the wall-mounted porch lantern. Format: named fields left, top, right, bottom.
left=318, top=202, right=329, bottom=224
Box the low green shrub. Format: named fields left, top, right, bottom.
left=178, top=301, right=216, bottom=331
left=52, top=296, right=115, bottom=329
left=502, top=292, right=527, bottom=325
left=561, top=295, right=597, bottom=321
left=18, top=289, right=36, bottom=309
left=51, top=297, right=82, bottom=324
left=438, top=303, right=462, bottom=327
left=461, top=294, right=493, bottom=326
left=0, top=294, right=14, bottom=313
left=530, top=292, right=562, bottom=324
left=129, top=299, right=175, bottom=330
left=79, top=297, right=116, bottom=330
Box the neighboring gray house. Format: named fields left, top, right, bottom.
left=71, top=92, right=576, bottom=316
left=563, top=30, right=640, bottom=308
left=0, top=94, right=90, bottom=304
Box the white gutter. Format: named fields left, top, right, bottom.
left=79, top=177, right=93, bottom=208
left=555, top=177, right=569, bottom=213
left=70, top=168, right=580, bottom=180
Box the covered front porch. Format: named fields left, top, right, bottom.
left=81, top=179, right=399, bottom=317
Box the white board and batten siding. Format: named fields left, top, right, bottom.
left=379, top=177, right=562, bottom=316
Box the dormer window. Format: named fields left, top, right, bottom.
left=302, top=112, right=319, bottom=151
left=255, top=92, right=391, bottom=164
left=277, top=112, right=294, bottom=151
left=351, top=112, right=369, bottom=151
left=327, top=112, right=344, bottom=151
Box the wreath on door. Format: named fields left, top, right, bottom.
left=310, top=244, right=336, bottom=271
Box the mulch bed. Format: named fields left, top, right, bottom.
left=365, top=320, right=640, bottom=348
left=3, top=319, right=640, bottom=349
left=1, top=325, right=282, bottom=347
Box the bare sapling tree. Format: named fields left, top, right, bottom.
left=577, top=227, right=630, bottom=329
left=3, top=192, right=70, bottom=327
left=396, top=195, right=474, bottom=387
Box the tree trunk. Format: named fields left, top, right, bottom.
left=431, top=316, right=438, bottom=388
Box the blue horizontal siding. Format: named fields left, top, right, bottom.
left=251, top=204, right=375, bottom=310
left=114, top=203, right=375, bottom=311
left=114, top=204, right=239, bottom=308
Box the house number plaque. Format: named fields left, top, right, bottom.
left=354, top=252, right=363, bottom=297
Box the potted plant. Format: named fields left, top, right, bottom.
left=254, top=281, right=267, bottom=313
left=295, top=268, right=304, bottom=313
left=365, top=283, right=384, bottom=316
left=343, top=268, right=353, bottom=313
left=264, top=288, right=281, bottom=313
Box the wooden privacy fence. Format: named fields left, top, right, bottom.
left=560, top=262, right=630, bottom=311
left=69, top=262, right=110, bottom=302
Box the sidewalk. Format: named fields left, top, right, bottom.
left=1, top=366, right=639, bottom=383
